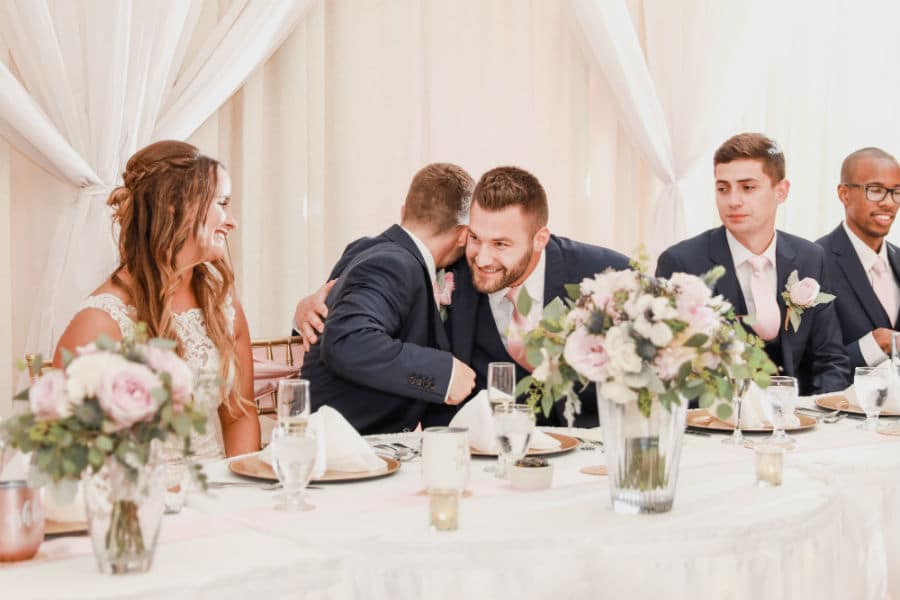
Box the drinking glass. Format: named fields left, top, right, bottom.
left=763, top=376, right=797, bottom=448
left=271, top=379, right=317, bottom=511
left=854, top=366, right=889, bottom=431
left=487, top=362, right=516, bottom=409
left=722, top=379, right=750, bottom=445
left=492, top=404, right=534, bottom=478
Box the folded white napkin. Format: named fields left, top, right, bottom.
left=725, top=382, right=800, bottom=428
left=449, top=390, right=560, bottom=452
left=263, top=405, right=384, bottom=477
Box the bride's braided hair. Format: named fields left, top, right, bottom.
left=108, top=140, right=245, bottom=414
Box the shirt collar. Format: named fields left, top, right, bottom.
left=400, top=225, right=437, bottom=284
left=726, top=229, right=777, bottom=268
left=842, top=220, right=887, bottom=272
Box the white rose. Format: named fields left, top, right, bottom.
left=65, top=352, right=129, bottom=402
left=605, top=325, right=643, bottom=373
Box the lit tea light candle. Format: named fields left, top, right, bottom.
left=429, top=489, right=460, bottom=531
left=754, top=445, right=784, bottom=487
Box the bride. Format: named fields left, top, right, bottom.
left=53, top=140, right=260, bottom=459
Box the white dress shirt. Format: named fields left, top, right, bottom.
left=725, top=229, right=778, bottom=320
left=488, top=250, right=546, bottom=344
left=842, top=221, right=900, bottom=366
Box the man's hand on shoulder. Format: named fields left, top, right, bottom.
left=445, top=358, right=476, bottom=405
left=293, top=279, right=337, bottom=351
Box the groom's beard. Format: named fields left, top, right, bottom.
left=468, top=247, right=533, bottom=294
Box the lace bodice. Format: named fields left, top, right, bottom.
left=76, top=293, right=236, bottom=461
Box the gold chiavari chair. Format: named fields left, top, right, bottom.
left=250, top=336, right=304, bottom=416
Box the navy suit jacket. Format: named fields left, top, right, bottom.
left=816, top=224, right=900, bottom=369
left=300, top=225, right=454, bottom=434
left=656, top=226, right=850, bottom=396
left=447, top=235, right=630, bottom=428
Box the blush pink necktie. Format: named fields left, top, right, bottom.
left=871, top=257, right=896, bottom=325
left=504, top=286, right=533, bottom=372
left=747, top=255, right=780, bottom=341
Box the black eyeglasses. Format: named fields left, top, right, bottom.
left=842, top=183, right=900, bottom=204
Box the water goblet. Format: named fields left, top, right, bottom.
left=763, top=376, right=797, bottom=449
left=271, top=379, right=317, bottom=511
left=854, top=366, right=889, bottom=431
left=722, top=379, right=750, bottom=445
left=492, top=404, right=534, bottom=479
left=487, top=362, right=516, bottom=409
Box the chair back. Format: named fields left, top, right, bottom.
left=251, top=336, right=304, bottom=415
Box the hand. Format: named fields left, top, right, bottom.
left=873, top=327, right=895, bottom=354
left=293, top=279, right=337, bottom=351
left=445, top=358, right=476, bottom=405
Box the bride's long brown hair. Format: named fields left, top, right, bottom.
left=107, top=140, right=244, bottom=412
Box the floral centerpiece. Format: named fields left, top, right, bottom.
left=517, top=261, right=776, bottom=513
left=1, top=326, right=208, bottom=573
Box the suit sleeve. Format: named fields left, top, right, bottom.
left=655, top=249, right=682, bottom=279
left=319, top=254, right=454, bottom=404
left=804, top=255, right=852, bottom=393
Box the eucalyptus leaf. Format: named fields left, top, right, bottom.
left=684, top=333, right=708, bottom=348
left=517, top=287, right=533, bottom=318
left=715, top=402, right=733, bottom=420
left=786, top=270, right=800, bottom=288
left=789, top=310, right=801, bottom=332
left=815, top=292, right=835, bottom=304
left=564, top=283, right=581, bottom=300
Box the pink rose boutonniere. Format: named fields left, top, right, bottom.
left=434, top=269, right=454, bottom=321
left=781, top=270, right=835, bottom=332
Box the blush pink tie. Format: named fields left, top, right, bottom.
left=747, top=255, right=780, bottom=341
left=871, top=258, right=896, bottom=325
left=505, top=286, right=533, bottom=372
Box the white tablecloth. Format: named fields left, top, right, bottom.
left=3, top=414, right=899, bottom=600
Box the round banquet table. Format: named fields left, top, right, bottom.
left=2, top=410, right=899, bottom=600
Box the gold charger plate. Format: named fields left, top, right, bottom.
left=816, top=394, right=900, bottom=417
left=470, top=432, right=579, bottom=457
left=686, top=408, right=816, bottom=433
left=228, top=455, right=400, bottom=483
left=44, top=519, right=88, bottom=536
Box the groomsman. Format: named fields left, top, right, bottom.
left=656, top=133, right=850, bottom=395
left=299, top=164, right=477, bottom=434
left=295, top=166, right=629, bottom=427
left=817, top=148, right=900, bottom=369
left=446, top=166, right=630, bottom=427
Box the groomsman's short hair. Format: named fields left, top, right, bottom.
left=404, top=163, right=474, bottom=233
left=714, top=133, right=785, bottom=184
left=473, top=166, right=549, bottom=228
left=840, top=147, right=899, bottom=182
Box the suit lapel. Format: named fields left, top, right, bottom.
left=708, top=227, right=748, bottom=316
left=542, top=237, right=567, bottom=306
left=448, top=259, right=478, bottom=362
left=887, top=242, right=900, bottom=327
left=383, top=225, right=451, bottom=351
left=774, top=233, right=796, bottom=373
left=832, top=225, right=891, bottom=328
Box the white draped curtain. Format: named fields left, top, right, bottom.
left=570, top=0, right=783, bottom=256
left=0, top=0, right=311, bottom=365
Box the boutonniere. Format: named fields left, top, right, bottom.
left=781, top=270, right=835, bottom=332
left=434, top=269, right=454, bottom=321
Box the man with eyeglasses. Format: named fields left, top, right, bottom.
left=817, top=147, right=900, bottom=369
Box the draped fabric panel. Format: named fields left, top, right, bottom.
left=0, top=0, right=310, bottom=368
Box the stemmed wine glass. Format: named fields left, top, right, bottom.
left=854, top=366, right=889, bottom=431
left=270, top=379, right=318, bottom=511
left=763, top=376, right=797, bottom=449
left=487, top=362, right=516, bottom=409
left=722, top=379, right=750, bottom=445
left=492, top=404, right=534, bottom=478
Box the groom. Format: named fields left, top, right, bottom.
left=656, top=133, right=850, bottom=395
left=300, top=163, right=477, bottom=434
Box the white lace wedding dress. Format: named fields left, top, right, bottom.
left=77, top=293, right=235, bottom=461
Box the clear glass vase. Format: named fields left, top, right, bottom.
left=82, top=457, right=165, bottom=574
left=596, top=384, right=687, bottom=514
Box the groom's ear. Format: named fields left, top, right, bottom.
left=533, top=226, right=550, bottom=252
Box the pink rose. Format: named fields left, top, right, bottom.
left=29, top=370, right=72, bottom=420
left=434, top=271, right=454, bottom=306
left=788, top=278, right=820, bottom=308
left=98, top=363, right=162, bottom=430
left=142, top=346, right=194, bottom=411
left=670, top=272, right=712, bottom=312
left=563, top=327, right=609, bottom=380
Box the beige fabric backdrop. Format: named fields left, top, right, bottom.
left=3, top=0, right=900, bottom=415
